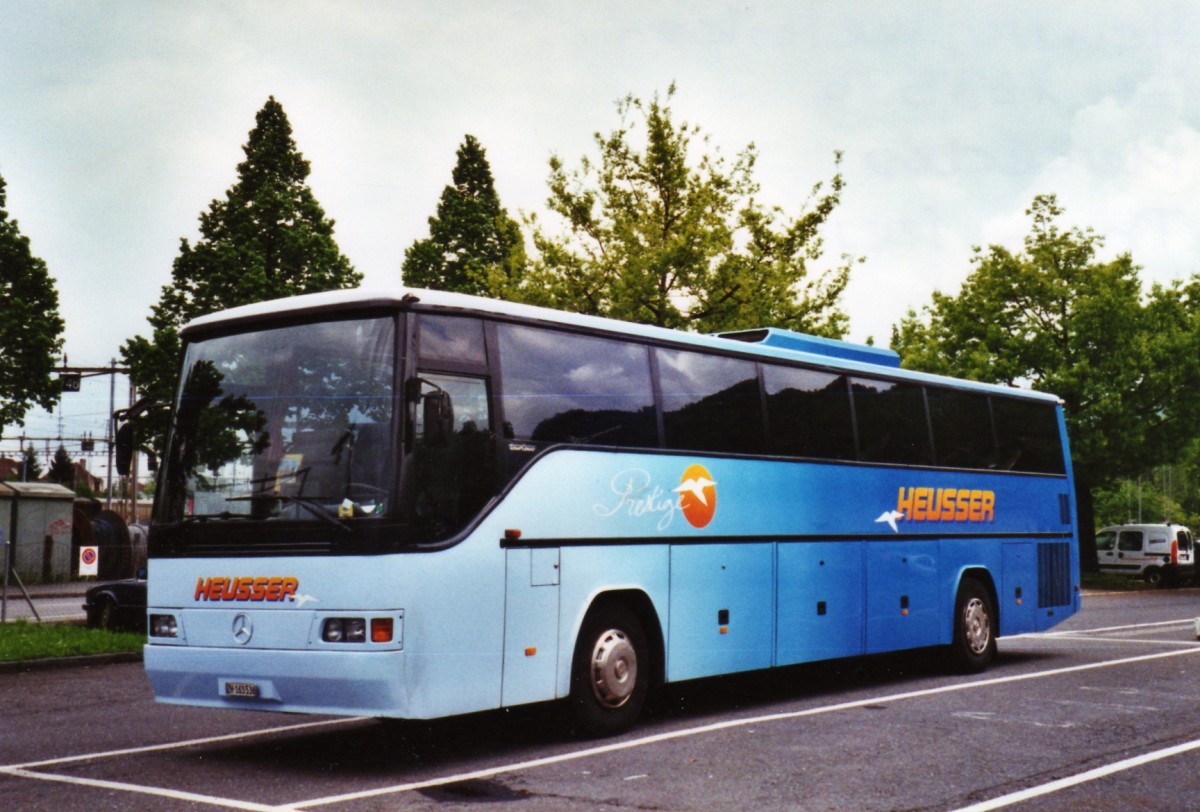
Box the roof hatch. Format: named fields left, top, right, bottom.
left=718, top=327, right=901, bottom=368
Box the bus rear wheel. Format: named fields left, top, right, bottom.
left=568, top=601, right=650, bottom=737
left=948, top=578, right=996, bottom=673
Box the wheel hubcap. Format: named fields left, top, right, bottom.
left=590, top=628, right=637, bottom=708
left=963, top=597, right=990, bottom=654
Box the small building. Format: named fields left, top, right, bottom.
left=0, top=481, right=75, bottom=583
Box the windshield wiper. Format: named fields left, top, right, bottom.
left=226, top=493, right=352, bottom=534
left=275, top=495, right=353, bottom=534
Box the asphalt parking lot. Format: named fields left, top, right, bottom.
left=3, top=588, right=1200, bottom=811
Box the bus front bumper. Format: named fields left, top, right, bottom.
left=144, top=644, right=410, bottom=718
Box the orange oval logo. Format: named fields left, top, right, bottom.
left=674, top=464, right=717, bottom=528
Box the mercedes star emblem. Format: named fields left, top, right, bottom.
left=232, top=613, right=254, bottom=645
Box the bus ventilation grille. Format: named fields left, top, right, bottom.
left=1037, top=542, right=1072, bottom=608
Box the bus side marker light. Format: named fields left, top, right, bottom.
left=719, top=627, right=728, bottom=635
left=900, top=595, right=910, bottom=615
left=505, top=529, right=522, bottom=541
left=525, top=647, right=537, bottom=656
left=371, top=618, right=393, bottom=643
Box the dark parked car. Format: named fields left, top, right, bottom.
left=83, top=575, right=146, bottom=632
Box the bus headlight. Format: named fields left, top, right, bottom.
left=322, top=617, right=367, bottom=643
left=150, top=614, right=178, bottom=638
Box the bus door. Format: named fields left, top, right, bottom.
left=502, top=546, right=560, bottom=706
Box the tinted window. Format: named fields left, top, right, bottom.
left=497, top=325, right=656, bottom=447
left=991, top=397, right=1065, bottom=474
left=418, top=315, right=487, bottom=367
left=851, top=377, right=932, bottom=465
left=926, top=388, right=996, bottom=469
left=408, top=373, right=494, bottom=541
left=657, top=349, right=764, bottom=454
left=762, top=365, right=854, bottom=460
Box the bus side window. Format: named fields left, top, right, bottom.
left=991, top=397, right=1065, bottom=474
left=657, top=348, right=764, bottom=455
left=926, top=388, right=996, bottom=469
left=496, top=324, right=657, bottom=449
left=762, top=365, right=854, bottom=460
left=850, top=377, right=933, bottom=466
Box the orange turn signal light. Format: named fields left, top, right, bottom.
left=371, top=618, right=394, bottom=643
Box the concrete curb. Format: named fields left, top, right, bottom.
left=0, top=650, right=142, bottom=675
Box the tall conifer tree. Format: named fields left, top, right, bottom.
left=402, top=135, right=525, bottom=297
left=47, top=444, right=74, bottom=487
left=123, top=97, right=360, bottom=454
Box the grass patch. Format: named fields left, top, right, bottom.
left=0, top=620, right=144, bottom=662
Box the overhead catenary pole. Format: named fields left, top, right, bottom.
left=106, top=359, right=116, bottom=509
left=126, top=375, right=138, bottom=522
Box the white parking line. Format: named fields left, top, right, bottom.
left=3, top=716, right=365, bottom=771
left=1046, top=618, right=1196, bottom=635
left=1038, top=635, right=1200, bottom=647
left=0, top=767, right=289, bottom=812
left=950, top=738, right=1200, bottom=812
left=0, top=717, right=365, bottom=812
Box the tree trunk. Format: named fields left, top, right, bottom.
left=1075, top=477, right=1099, bottom=573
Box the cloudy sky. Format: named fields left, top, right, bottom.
left=3, top=1, right=1199, bottom=454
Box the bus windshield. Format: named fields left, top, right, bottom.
left=157, top=316, right=396, bottom=526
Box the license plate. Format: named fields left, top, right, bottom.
left=224, top=681, right=260, bottom=698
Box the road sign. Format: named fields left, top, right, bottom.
left=79, top=546, right=98, bottom=577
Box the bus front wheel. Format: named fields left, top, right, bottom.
left=568, top=601, right=650, bottom=737
left=948, top=578, right=996, bottom=673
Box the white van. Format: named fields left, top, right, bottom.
left=1095, top=523, right=1195, bottom=586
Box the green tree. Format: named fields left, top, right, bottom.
left=19, top=442, right=41, bottom=481
left=402, top=135, right=525, bottom=297
left=892, top=194, right=1200, bottom=568
left=0, top=171, right=65, bottom=429
left=122, top=97, right=361, bottom=455
left=46, top=444, right=73, bottom=487
left=519, top=85, right=854, bottom=336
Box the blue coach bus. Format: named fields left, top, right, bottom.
left=143, top=286, right=1080, bottom=735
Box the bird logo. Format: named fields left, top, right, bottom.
left=875, top=509, right=904, bottom=533
left=674, top=464, right=717, bottom=528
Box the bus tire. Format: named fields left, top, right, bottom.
left=568, top=601, right=650, bottom=737
left=948, top=578, right=996, bottom=673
